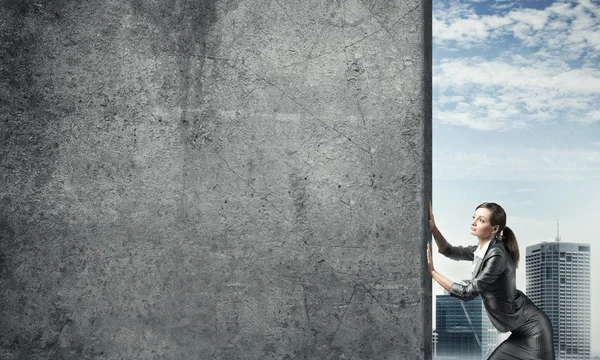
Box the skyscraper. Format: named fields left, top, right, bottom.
left=435, top=289, right=501, bottom=359
left=526, top=235, right=591, bottom=359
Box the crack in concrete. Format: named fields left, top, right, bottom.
left=357, top=0, right=422, bottom=52
left=360, top=65, right=411, bottom=107
left=305, top=22, right=330, bottom=59
left=281, top=0, right=420, bottom=70
left=303, top=243, right=367, bottom=249
left=300, top=281, right=311, bottom=323
left=318, top=261, right=359, bottom=277
left=360, top=283, right=391, bottom=315
left=211, top=286, right=275, bottom=358
left=216, top=153, right=249, bottom=187
left=341, top=0, right=350, bottom=65
left=178, top=49, right=232, bottom=63
left=290, top=341, right=318, bottom=360
left=374, top=172, right=419, bottom=202
left=326, top=284, right=357, bottom=354
left=343, top=1, right=421, bottom=51
left=356, top=100, right=376, bottom=190
left=344, top=27, right=385, bottom=49
left=44, top=318, right=73, bottom=349
left=388, top=3, right=422, bottom=30
left=360, top=282, right=421, bottom=326
left=279, top=47, right=334, bottom=69
left=241, top=62, right=371, bottom=155
left=273, top=0, right=309, bottom=46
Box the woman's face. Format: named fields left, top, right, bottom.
left=470, top=207, right=497, bottom=239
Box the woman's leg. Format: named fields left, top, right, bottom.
left=488, top=333, right=526, bottom=360
left=488, top=312, right=555, bottom=360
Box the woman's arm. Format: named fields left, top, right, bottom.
left=429, top=203, right=449, bottom=253
left=449, top=247, right=507, bottom=300
left=431, top=271, right=454, bottom=293
left=429, top=203, right=475, bottom=261
left=427, top=243, right=454, bottom=292
left=431, top=226, right=449, bottom=254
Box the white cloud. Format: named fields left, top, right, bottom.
left=433, top=1, right=600, bottom=59
left=583, top=110, right=600, bottom=125
left=434, top=146, right=600, bottom=181
left=433, top=16, right=492, bottom=43
left=433, top=56, right=600, bottom=130
left=490, top=1, right=516, bottom=12
left=434, top=109, right=512, bottom=130
left=508, top=8, right=549, bottom=31
left=471, top=95, right=496, bottom=107
left=435, top=57, right=600, bottom=93
left=437, top=95, right=465, bottom=105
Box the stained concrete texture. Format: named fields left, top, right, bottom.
left=1, top=0, right=432, bottom=358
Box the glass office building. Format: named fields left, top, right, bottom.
left=526, top=241, right=591, bottom=359
left=435, top=290, right=501, bottom=359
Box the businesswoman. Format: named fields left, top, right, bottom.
left=427, top=202, right=555, bottom=360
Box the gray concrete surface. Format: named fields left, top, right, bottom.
left=0, top=0, right=432, bottom=358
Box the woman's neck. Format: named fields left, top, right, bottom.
left=477, top=236, right=492, bottom=249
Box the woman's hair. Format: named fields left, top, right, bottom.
left=476, top=202, right=520, bottom=267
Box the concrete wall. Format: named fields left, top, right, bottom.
left=0, top=0, right=432, bottom=358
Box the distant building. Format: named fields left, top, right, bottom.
left=435, top=289, right=501, bottom=359
left=432, top=330, right=438, bottom=358
left=526, top=236, right=591, bottom=359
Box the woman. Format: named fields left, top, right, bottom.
left=427, top=202, right=555, bottom=360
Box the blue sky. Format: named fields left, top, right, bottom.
left=431, top=0, right=600, bottom=352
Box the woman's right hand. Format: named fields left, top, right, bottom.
left=428, top=202, right=436, bottom=232
left=426, top=242, right=435, bottom=276
left=428, top=202, right=449, bottom=253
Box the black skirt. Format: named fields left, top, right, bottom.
left=488, top=304, right=555, bottom=360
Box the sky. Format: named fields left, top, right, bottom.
left=431, top=0, right=600, bottom=353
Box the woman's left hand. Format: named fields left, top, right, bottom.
left=427, top=242, right=435, bottom=276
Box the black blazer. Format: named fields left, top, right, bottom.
left=441, top=237, right=532, bottom=332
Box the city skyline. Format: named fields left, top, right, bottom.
left=432, top=0, right=600, bottom=353
left=435, top=290, right=500, bottom=359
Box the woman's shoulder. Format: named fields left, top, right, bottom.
left=487, top=239, right=509, bottom=257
